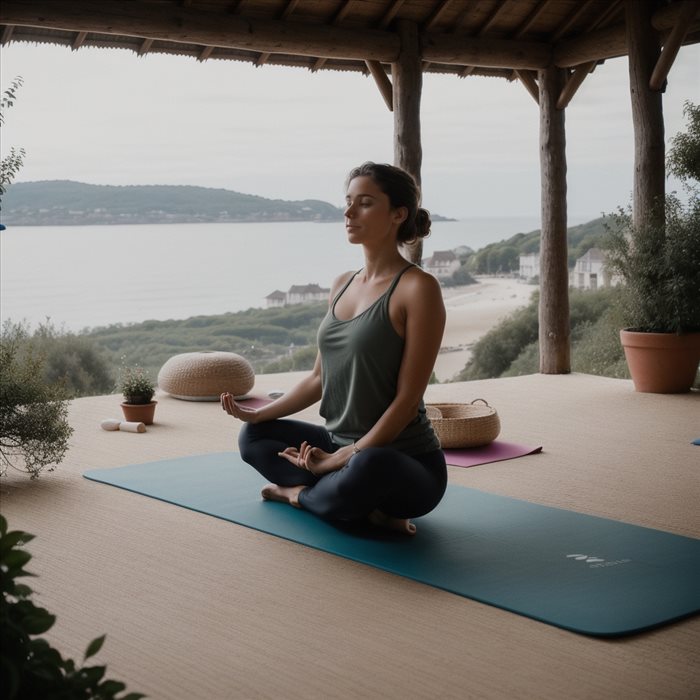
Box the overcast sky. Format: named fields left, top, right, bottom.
left=1, top=41, right=697, bottom=219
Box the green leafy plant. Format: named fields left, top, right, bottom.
left=117, top=360, right=155, bottom=405
left=0, top=514, right=145, bottom=699
left=601, top=101, right=700, bottom=335
left=0, top=321, right=73, bottom=479
left=601, top=198, right=700, bottom=334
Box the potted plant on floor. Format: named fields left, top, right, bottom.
left=601, top=101, right=700, bottom=393
left=118, top=361, right=157, bottom=424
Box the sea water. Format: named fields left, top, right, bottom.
left=1, top=217, right=584, bottom=332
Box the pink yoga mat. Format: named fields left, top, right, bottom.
left=443, top=442, right=542, bottom=468
left=236, top=395, right=275, bottom=409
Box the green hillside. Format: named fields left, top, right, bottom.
left=467, top=217, right=608, bottom=273
left=1, top=180, right=344, bottom=225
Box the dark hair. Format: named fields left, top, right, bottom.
left=345, top=162, right=431, bottom=244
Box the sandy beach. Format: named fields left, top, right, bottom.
left=435, top=276, right=536, bottom=381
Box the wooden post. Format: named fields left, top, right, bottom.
left=538, top=65, right=570, bottom=374
left=626, top=0, right=665, bottom=229
left=392, top=19, right=423, bottom=265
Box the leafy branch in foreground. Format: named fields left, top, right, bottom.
left=0, top=514, right=145, bottom=700
left=0, top=76, right=26, bottom=204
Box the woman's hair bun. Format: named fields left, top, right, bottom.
left=414, top=207, right=432, bottom=240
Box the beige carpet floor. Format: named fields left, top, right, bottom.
left=2, top=373, right=698, bottom=699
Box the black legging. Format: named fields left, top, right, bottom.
left=238, top=419, right=447, bottom=523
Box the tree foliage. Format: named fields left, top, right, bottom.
left=466, top=218, right=610, bottom=274
left=0, top=322, right=73, bottom=478
left=26, top=322, right=114, bottom=398
left=455, top=288, right=626, bottom=381
left=667, top=101, right=700, bottom=186
left=0, top=76, right=26, bottom=206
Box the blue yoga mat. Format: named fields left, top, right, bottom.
left=84, top=452, right=700, bottom=637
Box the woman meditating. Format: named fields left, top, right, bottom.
left=220, top=162, right=447, bottom=535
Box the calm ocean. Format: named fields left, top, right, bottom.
left=1, top=217, right=586, bottom=332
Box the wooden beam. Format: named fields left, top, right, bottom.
left=652, top=0, right=700, bottom=31
left=0, top=0, right=400, bottom=62
left=538, top=64, right=570, bottom=374
left=1, top=24, right=14, bottom=43
left=392, top=19, right=423, bottom=265
left=423, top=0, right=453, bottom=31
left=138, top=37, right=153, bottom=56
left=554, top=2, right=700, bottom=67
left=515, top=69, right=539, bottom=104
left=198, top=45, right=214, bottom=62
left=366, top=60, right=393, bottom=111
left=255, top=0, right=300, bottom=67
left=72, top=30, right=87, bottom=50
left=554, top=22, right=626, bottom=66
left=650, top=0, right=698, bottom=91
left=626, top=0, right=665, bottom=230
left=556, top=60, right=596, bottom=109
left=513, top=0, right=552, bottom=39
left=550, top=0, right=596, bottom=42
left=587, top=0, right=623, bottom=31
left=0, top=0, right=561, bottom=71
left=422, top=33, right=551, bottom=69
left=378, top=0, right=406, bottom=29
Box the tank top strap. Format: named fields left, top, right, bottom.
left=383, top=263, right=416, bottom=303
left=331, top=269, right=362, bottom=309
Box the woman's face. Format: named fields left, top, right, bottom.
left=344, top=175, right=406, bottom=246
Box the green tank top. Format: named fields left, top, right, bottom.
left=317, top=265, right=440, bottom=456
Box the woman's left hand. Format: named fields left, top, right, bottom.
left=278, top=441, right=343, bottom=476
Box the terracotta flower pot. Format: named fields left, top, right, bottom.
left=120, top=401, right=157, bottom=425
left=620, top=330, right=700, bottom=393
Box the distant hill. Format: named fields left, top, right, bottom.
left=1, top=180, right=344, bottom=226
left=1, top=180, right=456, bottom=226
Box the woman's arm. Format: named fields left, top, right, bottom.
left=221, top=348, right=322, bottom=423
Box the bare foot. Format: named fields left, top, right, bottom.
left=261, top=483, right=305, bottom=508
left=368, top=509, right=417, bottom=535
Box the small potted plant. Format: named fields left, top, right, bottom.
left=601, top=102, right=700, bottom=393
left=118, top=361, right=157, bottom=424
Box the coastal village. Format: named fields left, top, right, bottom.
left=267, top=246, right=617, bottom=307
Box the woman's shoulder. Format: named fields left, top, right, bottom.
left=329, top=269, right=358, bottom=298
left=401, top=264, right=442, bottom=293
left=396, top=265, right=444, bottom=312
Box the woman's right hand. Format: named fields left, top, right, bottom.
left=220, top=392, right=262, bottom=424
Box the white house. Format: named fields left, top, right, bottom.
left=571, top=248, right=617, bottom=290
left=266, top=283, right=330, bottom=307
left=265, top=290, right=287, bottom=308
left=424, top=250, right=460, bottom=279
left=519, top=252, right=540, bottom=282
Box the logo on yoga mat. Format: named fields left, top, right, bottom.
left=566, top=553, right=632, bottom=568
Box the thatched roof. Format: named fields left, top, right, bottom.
left=2, top=1, right=698, bottom=80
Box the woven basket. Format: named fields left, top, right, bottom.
left=425, top=399, right=500, bottom=448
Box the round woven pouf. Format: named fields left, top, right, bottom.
left=157, top=351, right=255, bottom=401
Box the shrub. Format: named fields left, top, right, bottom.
left=29, top=322, right=114, bottom=398
left=0, top=321, right=73, bottom=479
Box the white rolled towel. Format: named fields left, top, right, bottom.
left=121, top=421, right=146, bottom=433
left=100, top=419, right=146, bottom=433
